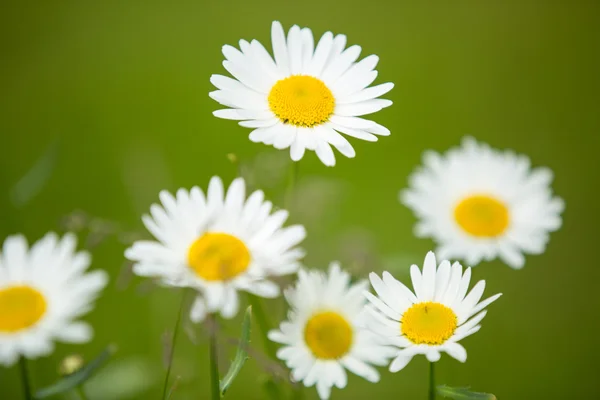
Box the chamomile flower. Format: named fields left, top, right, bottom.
left=364, top=251, right=501, bottom=372
left=268, top=263, right=395, bottom=399
left=401, top=137, right=565, bottom=269
left=210, top=21, right=393, bottom=167
left=125, top=176, right=306, bottom=322
left=0, top=233, right=108, bottom=366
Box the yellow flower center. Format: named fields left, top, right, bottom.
left=304, top=311, right=353, bottom=359
left=0, top=285, right=47, bottom=333
left=401, top=302, right=457, bottom=345
left=187, top=233, right=250, bottom=281
left=268, top=75, right=335, bottom=127
left=454, top=194, right=510, bottom=237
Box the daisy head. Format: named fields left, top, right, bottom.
left=210, top=21, right=394, bottom=167
left=0, top=233, right=108, bottom=366
left=364, top=251, right=501, bottom=372
left=125, top=176, right=306, bottom=322
left=401, top=136, right=565, bottom=269
left=268, top=263, right=395, bottom=399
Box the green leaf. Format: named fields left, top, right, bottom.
left=219, top=306, right=252, bottom=396
left=35, top=345, right=117, bottom=399
left=10, top=140, right=60, bottom=208
left=437, top=385, right=497, bottom=400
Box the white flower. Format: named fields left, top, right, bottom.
left=210, top=21, right=393, bottom=167
left=364, top=251, right=501, bottom=372
left=125, top=176, right=306, bottom=322
left=269, top=263, right=395, bottom=399
left=401, top=137, right=565, bottom=269
left=0, top=233, right=108, bottom=366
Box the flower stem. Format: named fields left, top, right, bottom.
left=18, top=357, right=32, bottom=400
left=247, top=294, right=277, bottom=359
left=208, top=314, right=220, bottom=400
left=161, top=290, right=186, bottom=400
left=284, top=161, right=299, bottom=211
left=429, top=362, right=435, bottom=400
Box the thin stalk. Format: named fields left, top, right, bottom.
left=247, top=294, right=276, bottom=359
left=284, top=161, right=299, bottom=211
left=208, top=315, right=220, bottom=400
left=429, top=362, right=435, bottom=400
left=161, top=290, right=186, bottom=399
left=18, top=357, right=32, bottom=400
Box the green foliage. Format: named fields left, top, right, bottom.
left=220, top=306, right=252, bottom=397
left=437, top=385, right=496, bottom=400
left=34, top=345, right=116, bottom=399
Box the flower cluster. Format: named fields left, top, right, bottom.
left=1, top=20, right=564, bottom=400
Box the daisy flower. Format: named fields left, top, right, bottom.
left=269, top=263, right=395, bottom=399
left=364, top=251, right=501, bottom=372
left=0, top=233, right=108, bottom=366
left=125, top=176, right=306, bottom=322
left=210, top=21, right=393, bottom=167
left=401, top=136, right=565, bottom=269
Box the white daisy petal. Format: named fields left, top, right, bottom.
left=306, top=31, right=334, bottom=76
left=389, top=348, right=417, bottom=372
left=426, top=349, right=441, bottom=362
left=327, top=122, right=378, bottom=142
left=300, top=28, right=315, bottom=72
left=339, top=82, right=394, bottom=104
left=287, top=25, right=303, bottom=75
left=271, top=21, right=290, bottom=75
left=444, top=342, right=467, bottom=362
left=315, top=140, right=336, bottom=167
left=342, top=356, right=380, bottom=382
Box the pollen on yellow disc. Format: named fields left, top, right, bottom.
left=187, top=233, right=250, bottom=281
left=304, top=311, right=353, bottom=360
left=268, top=75, right=335, bottom=127
left=401, top=302, right=457, bottom=345
left=0, top=286, right=47, bottom=333
left=454, top=194, right=510, bottom=237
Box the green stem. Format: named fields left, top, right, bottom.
left=18, top=357, right=32, bottom=400
left=209, top=315, right=220, bottom=400
left=429, top=362, right=435, bottom=400
left=247, top=294, right=276, bottom=359
left=76, top=386, right=89, bottom=400
left=161, top=290, right=186, bottom=400
left=284, top=161, right=299, bottom=211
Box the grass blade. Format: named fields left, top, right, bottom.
left=437, top=385, right=497, bottom=400
left=219, top=306, right=252, bottom=396
left=10, top=140, right=60, bottom=208
left=35, top=345, right=116, bottom=399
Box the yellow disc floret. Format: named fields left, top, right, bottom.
left=454, top=194, right=510, bottom=237
left=401, top=301, right=457, bottom=345
left=268, top=75, right=335, bottom=127
left=188, top=233, right=251, bottom=281
left=304, top=311, right=353, bottom=359
left=0, top=285, right=47, bottom=333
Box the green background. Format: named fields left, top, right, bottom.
left=1, top=1, right=599, bottom=399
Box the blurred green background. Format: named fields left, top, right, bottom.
left=1, top=1, right=599, bottom=399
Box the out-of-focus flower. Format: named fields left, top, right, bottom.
left=125, top=176, right=306, bottom=321
left=0, top=233, right=108, bottom=366
left=401, top=137, right=565, bottom=269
